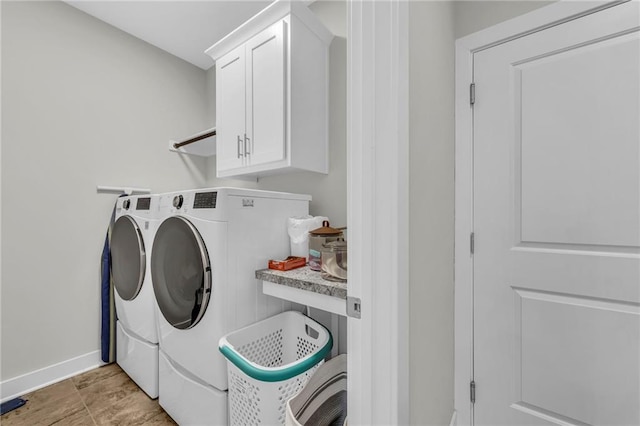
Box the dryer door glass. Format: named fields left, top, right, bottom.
left=151, top=216, right=211, bottom=330
left=111, top=216, right=146, bottom=301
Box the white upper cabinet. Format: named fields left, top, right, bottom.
left=206, top=0, right=333, bottom=178
left=245, top=20, right=286, bottom=168
left=216, top=45, right=246, bottom=172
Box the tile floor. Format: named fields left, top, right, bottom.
left=0, top=363, right=176, bottom=426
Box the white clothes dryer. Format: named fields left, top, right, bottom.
left=111, top=195, right=159, bottom=398
left=151, top=188, right=310, bottom=426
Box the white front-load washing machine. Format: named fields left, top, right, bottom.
left=151, top=187, right=310, bottom=426
left=111, top=194, right=159, bottom=398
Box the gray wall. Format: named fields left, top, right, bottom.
left=408, top=1, right=555, bottom=424
left=1, top=0, right=209, bottom=381
left=454, top=1, right=553, bottom=38
left=409, top=2, right=456, bottom=424
left=204, top=0, right=347, bottom=228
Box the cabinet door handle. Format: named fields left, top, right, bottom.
left=244, top=134, right=251, bottom=157
left=237, top=135, right=243, bottom=158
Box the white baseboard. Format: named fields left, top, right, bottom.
left=450, top=410, right=457, bottom=426
left=1, top=350, right=103, bottom=403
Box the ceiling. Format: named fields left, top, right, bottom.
left=65, top=1, right=275, bottom=70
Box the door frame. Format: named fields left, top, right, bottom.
left=453, top=1, right=625, bottom=424
left=347, top=0, right=410, bottom=424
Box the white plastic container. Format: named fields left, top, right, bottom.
left=287, top=216, right=328, bottom=258
left=219, top=311, right=333, bottom=425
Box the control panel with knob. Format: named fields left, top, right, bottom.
left=173, top=194, right=184, bottom=209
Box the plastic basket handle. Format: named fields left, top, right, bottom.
left=305, top=324, right=320, bottom=340
left=219, top=333, right=332, bottom=382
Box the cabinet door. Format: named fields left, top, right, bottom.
left=245, top=20, right=286, bottom=167
left=216, top=44, right=246, bottom=173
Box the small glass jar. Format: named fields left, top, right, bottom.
left=321, top=239, right=347, bottom=281
left=308, top=221, right=343, bottom=271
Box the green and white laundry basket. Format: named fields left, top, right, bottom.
left=219, top=311, right=333, bottom=425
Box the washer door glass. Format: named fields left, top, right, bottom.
left=111, top=215, right=146, bottom=301
left=151, top=216, right=211, bottom=330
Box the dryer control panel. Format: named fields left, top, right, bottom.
left=193, top=191, right=217, bottom=209
left=136, top=197, right=151, bottom=210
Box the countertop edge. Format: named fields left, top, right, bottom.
left=256, top=267, right=347, bottom=300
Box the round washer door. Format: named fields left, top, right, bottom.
left=111, top=216, right=146, bottom=301
left=151, top=216, right=211, bottom=330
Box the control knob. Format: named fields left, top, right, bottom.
left=173, top=195, right=184, bottom=209
left=123, top=199, right=131, bottom=210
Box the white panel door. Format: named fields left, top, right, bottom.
left=216, top=44, right=246, bottom=173
left=473, top=2, right=640, bottom=425
left=245, top=20, right=286, bottom=167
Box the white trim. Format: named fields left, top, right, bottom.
left=0, top=350, right=103, bottom=402
left=450, top=410, right=458, bottom=426
left=347, top=0, right=409, bottom=424
left=454, top=1, right=627, bottom=425
left=205, top=0, right=332, bottom=61
left=454, top=25, right=475, bottom=426
left=262, top=281, right=346, bottom=317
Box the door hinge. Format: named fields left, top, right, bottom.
left=470, top=232, right=475, bottom=255
left=470, top=380, right=476, bottom=404
left=347, top=296, right=361, bottom=319
left=470, top=83, right=476, bottom=105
